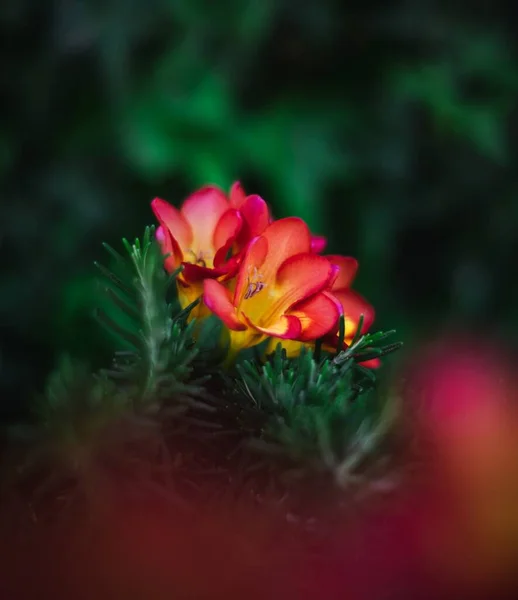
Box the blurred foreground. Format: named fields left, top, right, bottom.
left=2, top=335, right=518, bottom=599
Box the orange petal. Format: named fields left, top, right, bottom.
left=152, top=198, right=193, bottom=249
left=244, top=313, right=302, bottom=340
left=288, top=291, right=341, bottom=341
left=213, top=208, right=243, bottom=266
left=181, top=186, right=229, bottom=250
left=203, top=279, right=246, bottom=331
left=233, top=236, right=269, bottom=303
left=333, top=289, right=375, bottom=338
left=311, top=235, right=327, bottom=253
left=275, top=253, right=336, bottom=311
left=229, top=181, right=247, bottom=208
left=237, top=195, right=271, bottom=241
left=258, top=217, right=312, bottom=285
left=327, top=255, right=359, bottom=290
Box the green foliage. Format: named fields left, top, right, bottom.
left=36, top=357, right=126, bottom=433
left=11, top=355, right=179, bottom=516
left=94, top=227, right=207, bottom=411
left=232, top=325, right=401, bottom=485
left=2, top=0, right=516, bottom=518
left=2, top=1, right=518, bottom=405
left=0, top=222, right=404, bottom=521
left=333, top=317, right=403, bottom=367
left=9, top=232, right=213, bottom=508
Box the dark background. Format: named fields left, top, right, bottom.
left=2, top=0, right=518, bottom=418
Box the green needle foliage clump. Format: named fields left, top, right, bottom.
left=94, top=226, right=209, bottom=412
left=234, top=335, right=400, bottom=487
left=8, top=228, right=402, bottom=516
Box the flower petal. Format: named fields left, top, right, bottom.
left=213, top=208, right=243, bottom=268
left=327, top=255, right=359, bottom=290
left=233, top=219, right=313, bottom=308
left=288, top=291, right=341, bottom=341
left=233, top=221, right=330, bottom=333
left=244, top=313, right=302, bottom=340
left=156, top=225, right=182, bottom=273
left=233, top=235, right=269, bottom=303
left=311, top=235, right=327, bottom=253
left=332, top=289, right=376, bottom=338
left=182, top=262, right=228, bottom=283
left=214, top=253, right=244, bottom=282
left=229, top=181, right=247, bottom=208
left=203, top=279, right=247, bottom=331
left=213, top=209, right=243, bottom=251
left=275, top=253, right=336, bottom=311
left=237, top=195, right=271, bottom=241
left=181, top=186, right=229, bottom=251
left=152, top=198, right=193, bottom=250
left=257, top=217, right=312, bottom=285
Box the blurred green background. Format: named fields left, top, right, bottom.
left=1, top=0, right=518, bottom=418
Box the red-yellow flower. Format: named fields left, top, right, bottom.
left=232, top=181, right=329, bottom=255
left=325, top=254, right=375, bottom=343
left=151, top=183, right=269, bottom=318
left=325, top=255, right=379, bottom=367
left=267, top=254, right=378, bottom=367
left=203, top=217, right=341, bottom=357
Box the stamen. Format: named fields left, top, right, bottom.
left=244, top=281, right=265, bottom=299
left=185, top=249, right=209, bottom=267
left=186, top=249, right=198, bottom=263
left=243, top=266, right=266, bottom=300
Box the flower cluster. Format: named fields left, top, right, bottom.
left=152, top=183, right=376, bottom=364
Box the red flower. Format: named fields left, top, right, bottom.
left=151, top=183, right=269, bottom=318
left=267, top=255, right=378, bottom=368
left=232, top=181, right=329, bottom=255
left=325, top=255, right=379, bottom=368
left=203, top=217, right=341, bottom=358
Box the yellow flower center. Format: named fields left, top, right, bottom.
left=243, top=267, right=266, bottom=300
left=244, top=281, right=265, bottom=300
left=185, top=248, right=212, bottom=268
left=236, top=266, right=267, bottom=316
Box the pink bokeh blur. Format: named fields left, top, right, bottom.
left=2, top=335, right=518, bottom=599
